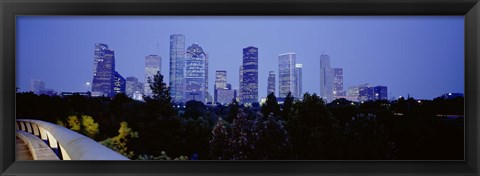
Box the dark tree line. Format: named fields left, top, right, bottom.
left=16, top=72, right=464, bottom=160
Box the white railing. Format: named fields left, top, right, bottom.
left=16, top=119, right=129, bottom=160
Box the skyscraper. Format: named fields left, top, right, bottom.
left=144, top=55, right=162, bottom=97
left=238, top=65, right=243, bottom=103
left=333, top=68, right=345, bottom=97
left=278, top=52, right=296, bottom=98
left=126, top=76, right=139, bottom=97
left=170, top=34, right=186, bottom=103
left=30, top=79, right=45, bottom=95
left=241, top=46, right=259, bottom=104
left=320, top=54, right=334, bottom=103
left=358, top=84, right=374, bottom=102
left=295, top=63, right=303, bottom=98
left=185, top=43, right=208, bottom=103
left=374, top=86, right=388, bottom=100
left=92, top=44, right=116, bottom=97
left=267, top=71, right=275, bottom=96
left=114, top=71, right=126, bottom=94
left=214, top=70, right=227, bottom=103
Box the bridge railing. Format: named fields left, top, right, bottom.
left=16, top=119, right=129, bottom=160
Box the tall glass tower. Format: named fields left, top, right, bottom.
left=320, top=54, right=333, bottom=102
left=92, top=44, right=116, bottom=97
left=333, top=68, right=345, bottom=97
left=241, top=46, right=259, bottom=104
left=214, top=70, right=227, bottom=103
left=278, top=52, right=296, bottom=98
left=185, top=43, right=208, bottom=103
left=169, top=34, right=186, bottom=103
left=144, top=55, right=161, bottom=97
left=267, top=71, right=275, bottom=96
left=295, top=63, right=303, bottom=98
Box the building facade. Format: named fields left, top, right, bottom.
left=278, top=52, right=296, bottom=98
left=241, top=46, right=259, bottom=104
left=92, top=45, right=116, bottom=97
left=185, top=43, right=208, bottom=102
left=333, top=68, right=345, bottom=97
left=295, top=63, right=303, bottom=98
left=373, top=86, right=388, bottom=100
left=114, top=71, right=126, bottom=94
left=267, top=71, right=275, bottom=96
left=30, top=79, right=45, bottom=95
left=214, top=70, right=227, bottom=103
left=320, top=54, right=334, bottom=102
left=169, top=34, right=186, bottom=103
left=144, top=55, right=162, bottom=97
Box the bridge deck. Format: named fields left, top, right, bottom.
left=16, top=136, right=33, bottom=160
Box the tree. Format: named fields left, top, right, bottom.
left=261, top=92, right=280, bottom=118
left=255, top=114, right=291, bottom=159
left=209, top=118, right=230, bottom=160
left=146, top=71, right=175, bottom=117
left=229, top=109, right=255, bottom=160
left=60, top=115, right=99, bottom=139
left=281, top=92, right=294, bottom=121
left=288, top=93, right=343, bottom=159
left=101, top=121, right=139, bottom=159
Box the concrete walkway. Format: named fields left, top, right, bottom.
left=16, top=136, right=33, bottom=160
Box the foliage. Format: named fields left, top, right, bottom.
left=261, top=92, right=280, bottom=118
left=209, top=118, right=230, bottom=160
left=101, top=121, right=138, bottom=159
left=59, top=115, right=99, bottom=139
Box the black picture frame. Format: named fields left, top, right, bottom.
left=1, top=0, right=479, bottom=175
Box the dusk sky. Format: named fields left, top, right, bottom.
left=17, top=16, right=464, bottom=100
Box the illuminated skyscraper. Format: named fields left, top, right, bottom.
left=320, top=54, right=334, bottom=102
left=267, top=71, right=275, bottom=96
left=241, top=46, right=259, bottom=104
left=374, top=86, right=388, bottom=100
left=126, top=76, right=143, bottom=98
left=185, top=43, right=208, bottom=102
left=295, top=63, right=303, bottom=98
left=114, top=71, right=126, bottom=94
left=214, top=70, right=227, bottom=103
left=333, top=68, right=345, bottom=97
left=144, top=55, right=162, bottom=97
left=92, top=44, right=116, bottom=97
left=278, top=52, right=296, bottom=98
left=170, top=34, right=186, bottom=103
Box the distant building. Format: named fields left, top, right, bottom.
left=185, top=43, right=208, bottom=103
left=278, top=53, right=296, bottom=98
left=358, top=85, right=374, bottom=102
left=214, top=70, right=227, bottom=103
left=295, top=64, right=303, bottom=98
left=114, top=71, right=126, bottom=94
left=238, top=65, right=243, bottom=103
left=30, top=79, right=45, bottom=95
left=92, top=44, right=116, bottom=97
left=144, top=55, right=161, bottom=97
left=320, top=54, right=334, bottom=102
left=373, top=86, right=388, bottom=100
left=333, top=68, right=345, bottom=97
left=126, top=76, right=140, bottom=97
left=241, top=46, right=259, bottom=104
left=170, top=34, right=186, bottom=103
left=267, top=71, right=275, bottom=96
left=217, top=89, right=236, bottom=105
left=39, top=89, right=57, bottom=96
left=61, top=91, right=91, bottom=97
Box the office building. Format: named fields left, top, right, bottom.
left=295, top=63, right=303, bottom=98
left=278, top=52, right=296, bottom=98
left=30, top=79, right=45, bottom=95
left=241, top=46, right=259, bottom=104
left=92, top=44, right=116, bottom=97
left=114, top=71, right=126, bottom=94
left=214, top=70, right=227, bottom=103
left=267, top=71, right=275, bottom=96
left=144, top=55, right=161, bottom=97
left=185, top=43, right=208, bottom=102
left=320, top=54, right=334, bottom=102
left=170, top=34, right=186, bottom=103
left=373, top=86, right=388, bottom=100
left=333, top=68, right=345, bottom=97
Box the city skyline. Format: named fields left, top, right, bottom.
left=17, top=16, right=464, bottom=100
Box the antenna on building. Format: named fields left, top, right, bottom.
left=156, top=43, right=160, bottom=55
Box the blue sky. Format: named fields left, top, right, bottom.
left=16, top=16, right=464, bottom=99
